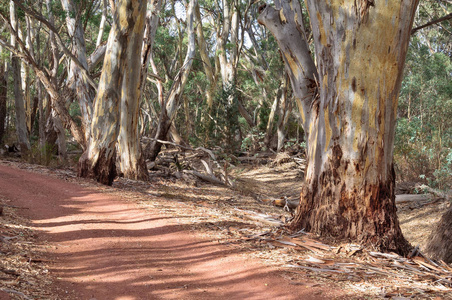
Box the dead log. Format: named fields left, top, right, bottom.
left=182, top=170, right=225, bottom=186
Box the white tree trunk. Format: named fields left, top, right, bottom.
left=79, top=0, right=148, bottom=185
left=10, top=1, right=30, bottom=153
left=147, top=0, right=197, bottom=161
left=61, top=0, right=94, bottom=144
left=259, top=0, right=419, bottom=254
left=117, top=0, right=149, bottom=180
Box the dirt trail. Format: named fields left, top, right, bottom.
left=0, top=164, right=344, bottom=299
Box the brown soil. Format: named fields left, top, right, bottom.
left=0, top=157, right=451, bottom=299
left=0, top=161, right=346, bottom=299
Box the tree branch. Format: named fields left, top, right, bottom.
left=411, top=13, right=452, bottom=35
left=12, top=0, right=98, bottom=92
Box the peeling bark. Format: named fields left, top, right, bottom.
left=78, top=0, right=148, bottom=185
left=118, top=0, right=149, bottom=181
left=259, top=0, right=419, bottom=254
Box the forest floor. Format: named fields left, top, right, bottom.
left=0, top=151, right=451, bottom=299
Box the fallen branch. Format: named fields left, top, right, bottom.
left=183, top=170, right=225, bottom=186
left=415, top=184, right=450, bottom=200
left=234, top=208, right=283, bottom=227
left=145, top=138, right=217, bottom=160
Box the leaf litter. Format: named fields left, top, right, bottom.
left=1, top=152, right=451, bottom=299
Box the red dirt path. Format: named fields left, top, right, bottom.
left=0, top=163, right=345, bottom=299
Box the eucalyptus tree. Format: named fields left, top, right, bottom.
left=146, top=0, right=197, bottom=161
left=60, top=0, right=95, bottom=144
left=78, top=0, right=148, bottom=184
left=0, top=46, right=6, bottom=144
left=0, top=1, right=87, bottom=148
left=9, top=1, right=30, bottom=153
left=259, top=0, right=419, bottom=253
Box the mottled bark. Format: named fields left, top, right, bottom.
left=276, top=75, right=290, bottom=151
left=96, top=0, right=108, bottom=47
left=117, top=0, right=148, bottom=180
left=10, top=1, right=30, bottom=153
left=140, top=0, right=162, bottom=90
left=78, top=0, right=148, bottom=185
left=61, top=0, right=94, bottom=143
left=88, top=43, right=107, bottom=72
left=195, top=3, right=216, bottom=108
left=259, top=0, right=419, bottom=254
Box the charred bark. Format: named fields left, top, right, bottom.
left=259, top=0, right=419, bottom=254
left=78, top=147, right=117, bottom=186
left=425, top=206, right=452, bottom=263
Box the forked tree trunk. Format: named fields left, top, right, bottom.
left=259, top=0, right=419, bottom=254
left=61, top=0, right=94, bottom=144
left=146, top=0, right=197, bottom=161
left=117, top=0, right=149, bottom=180
left=78, top=0, right=147, bottom=185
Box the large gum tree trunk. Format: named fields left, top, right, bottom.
left=259, top=0, right=419, bottom=254
left=117, top=0, right=149, bottom=181
left=78, top=0, right=147, bottom=185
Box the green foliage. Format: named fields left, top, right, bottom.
left=193, top=84, right=240, bottom=153
left=395, top=37, right=452, bottom=190
left=28, top=141, right=56, bottom=166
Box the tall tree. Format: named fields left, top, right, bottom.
left=78, top=0, right=148, bottom=185
left=10, top=1, right=30, bottom=153
left=61, top=0, right=94, bottom=144
left=258, top=0, right=419, bottom=254
left=0, top=46, right=6, bottom=144
left=146, top=0, right=197, bottom=161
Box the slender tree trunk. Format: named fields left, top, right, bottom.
left=10, top=1, right=30, bottom=153
left=61, top=0, right=94, bottom=144
left=264, top=85, right=282, bottom=148
left=195, top=2, right=216, bottom=109
left=20, top=23, right=31, bottom=134
left=48, top=109, right=67, bottom=161
left=276, top=76, right=290, bottom=152
left=147, top=0, right=197, bottom=161
left=259, top=0, right=419, bottom=254
left=0, top=58, right=6, bottom=144
left=37, top=82, right=45, bottom=150
left=78, top=0, right=148, bottom=185
left=96, top=0, right=108, bottom=47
